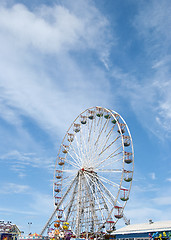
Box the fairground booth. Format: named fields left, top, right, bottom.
left=0, top=221, right=21, bottom=240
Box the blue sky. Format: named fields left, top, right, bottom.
left=0, top=0, right=171, bottom=235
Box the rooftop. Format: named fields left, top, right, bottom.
left=112, top=220, right=171, bottom=235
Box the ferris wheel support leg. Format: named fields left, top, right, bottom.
left=76, top=173, right=82, bottom=237
left=85, top=173, right=106, bottom=222
left=91, top=175, right=111, bottom=215
left=123, top=214, right=130, bottom=225
left=96, top=179, right=118, bottom=231
left=65, top=178, right=79, bottom=221
left=82, top=174, right=99, bottom=233
left=86, top=172, right=116, bottom=231
left=40, top=174, right=78, bottom=236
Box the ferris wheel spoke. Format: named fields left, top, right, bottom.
left=92, top=178, right=116, bottom=229
left=64, top=158, right=80, bottom=169
left=92, top=135, right=121, bottom=166
left=87, top=116, right=94, bottom=143
left=87, top=120, right=96, bottom=168
left=94, top=114, right=105, bottom=159
left=85, top=171, right=115, bottom=219
left=82, top=174, right=99, bottom=231
left=79, top=127, right=90, bottom=166
left=88, top=118, right=98, bottom=163
left=69, top=142, right=82, bottom=167
left=106, top=124, right=116, bottom=138
left=97, top=155, right=123, bottom=170
left=99, top=135, right=121, bottom=156
left=103, top=117, right=112, bottom=136
left=62, top=169, right=78, bottom=173
left=91, top=175, right=111, bottom=215
left=76, top=122, right=91, bottom=167
left=97, top=126, right=115, bottom=155
left=86, top=171, right=121, bottom=194
left=96, top=168, right=122, bottom=173
left=72, top=142, right=82, bottom=167
left=97, top=112, right=104, bottom=127
left=87, top=173, right=114, bottom=225
left=62, top=173, right=76, bottom=183
left=98, top=178, right=118, bottom=206
left=94, top=117, right=110, bottom=147
left=94, top=146, right=123, bottom=169
left=62, top=175, right=77, bottom=188
left=66, top=144, right=84, bottom=168
left=95, top=180, right=112, bottom=213
left=78, top=129, right=88, bottom=167
left=76, top=129, right=93, bottom=168
left=101, top=126, right=118, bottom=153
left=85, top=172, right=112, bottom=204
left=74, top=134, right=85, bottom=167
left=98, top=174, right=121, bottom=188
left=85, top=173, right=105, bottom=220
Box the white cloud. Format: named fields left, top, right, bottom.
left=127, top=207, right=161, bottom=224
left=0, top=1, right=113, bottom=142
left=0, top=181, right=53, bottom=214
left=0, top=2, right=112, bottom=55
left=123, top=193, right=171, bottom=226
left=152, top=196, right=171, bottom=206
left=110, top=67, right=169, bottom=139
left=149, top=172, right=156, bottom=180
left=29, top=192, right=54, bottom=215
left=152, top=56, right=170, bottom=69
left=134, top=0, right=171, bottom=52
left=0, top=150, right=54, bottom=173
left=0, top=206, right=37, bottom=215
left=0, top=182, right=30, bottom=194
left=0, top=4, right=82, bottom=53
left=111, top=0, right=171, bottom=140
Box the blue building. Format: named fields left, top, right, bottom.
left=112, top=220, right=171, bottom=240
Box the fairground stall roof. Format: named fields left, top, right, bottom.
left=112, top=220, right=171, bottom=235
left=0, top=221, right=21, bottom=235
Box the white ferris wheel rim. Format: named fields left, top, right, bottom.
left=51, top=106, right=134, bottom=237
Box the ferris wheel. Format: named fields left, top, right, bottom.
left=41, top=106, right=134, bottom=237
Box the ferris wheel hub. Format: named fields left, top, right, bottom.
left=80, top=167, right=95, bottom=174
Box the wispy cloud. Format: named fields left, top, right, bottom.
left=111, top=0, right=171, bottom=140
left=0, top=150, right=55, bottom=176
left=0, top=1, right=113, bottom=142
left=0, top=182, right=53, bottom=214
left=123, top=191, right=171, bottom=226
left=123, top=175, right=171, bottom=226
left=0, top=206, right=37, bottom=216
left=149, top=172, right=156, bottom=180
left=29, top=192, right=54, bottom=215
left=152, top=196, right=171, bottom=206
left=134, top=0, right=171, bottom=53
left=0, top=182, right=30, bottom=194
left=0, top=2, right=112, bottom=55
